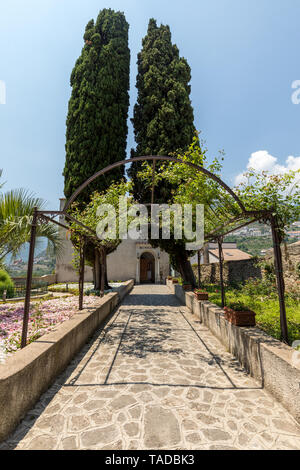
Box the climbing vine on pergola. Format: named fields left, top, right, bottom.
left=21, top=155, right=290, bottom=348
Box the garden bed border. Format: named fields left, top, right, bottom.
left=0, top=279, right=134, bottom=442
left=167, top=280, right=300, bottom=424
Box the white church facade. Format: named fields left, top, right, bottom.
left=55, top=199, right=170, bottom=284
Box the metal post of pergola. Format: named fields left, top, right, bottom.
left=197, top=249, right=202, bottom=289
left=270, top=213, right=289, bottom=343
left=217, top=237, right=226, bottom=308
left=78, top=237, right=86, bottom=311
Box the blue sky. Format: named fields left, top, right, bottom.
left=0, top=0, right=300, bottom=209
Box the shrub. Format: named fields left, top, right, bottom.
left=85, top=288, right=101, bottom=297
left=258, top=260, right=276, bottom=283
left=0, top=270, right=15, bottom=298
left=48, top=284, right=79, bottom=295
left=194, top=289, right=208, bottom=294
left=241, top=277, right=276, bottom=297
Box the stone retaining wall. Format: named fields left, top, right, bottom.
left=167, top=280, right=300, bottom=424
left=192, top=258, right=261, bottom=285
left=0, top=280, right=134, bottom=442
left=264, top=241, right=300, bottom=290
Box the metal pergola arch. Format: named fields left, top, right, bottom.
left=20, top=155, right=289, bottom=348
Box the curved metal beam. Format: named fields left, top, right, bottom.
left=63, top=155, right=246, bottom=213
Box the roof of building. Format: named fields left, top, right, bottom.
left=209, top=248, right=252, bottom=261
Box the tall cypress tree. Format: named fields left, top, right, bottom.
left=129, top=19, right=197, bottom=286
left=64, top=9, right=130, bottom=204
left=129, top=18, right=195, bottom=202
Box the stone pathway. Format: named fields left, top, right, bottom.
left=2, top=285, right=300, bottom=450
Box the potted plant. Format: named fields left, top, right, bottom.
left=194, top=289, right=209, bottom=301
left=182, top=282, right=192, bottom=291
left=224, top=301, right=256, bottom=326
left=172, top=278, right=179, bottom=284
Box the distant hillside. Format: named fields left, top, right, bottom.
left=224, top=235, right=296, bottom=257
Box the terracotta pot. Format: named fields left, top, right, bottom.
left=183, top=284, right=192, bottom=291
left=194, top=292, right=209, bottom=301
left=224, top=307, right=256, bottom=326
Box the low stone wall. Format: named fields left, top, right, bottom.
left=167, top=280, right=300, bottom=424
left=0, top=279, right=134, bottom=442
left=192, top=258, right=261, bottom=285
left=12, top=274, right=57, bottom=285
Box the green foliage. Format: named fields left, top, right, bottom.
left=241, top=277, right=276, bottom=296
left=235, top=169, right=300, bottom=242
left=85, top=287, right=113, bottom=296
left=129, top=18, right=196, bottom=202
left=64, top=9, right=130, bottom=203
left=69, top=181, right=134, bottom=265
left=48, top=285, right=79, bottom=295
left=256, top=260, right=276, bottom=283
left=0, top=269, right=14, bottom=298
left=85, top=288, right=101, bottom=296
left=225, top=300, right=250, bottom=311
left=206, top=280, right=300, bottom=344
left=135, top=134, right=241, bottom=240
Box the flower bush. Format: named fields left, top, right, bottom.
left=0, top=295, right=102, bottom=358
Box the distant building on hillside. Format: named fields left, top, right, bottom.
left=286, top=231, right=300, bottom=239
left=190, top=242, right=251, bottom=265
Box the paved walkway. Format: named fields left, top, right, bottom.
left=2, top=285, right=300, bottom=450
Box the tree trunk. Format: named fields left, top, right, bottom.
left=175, top=251, right=196, bottom=287
left=94, top=249, right=100, bottom=290
left=92, top=265, right=96, bottom=288
left=104, top=253, right=110, bottom=290
left=100, top=249, right=105, bottom=296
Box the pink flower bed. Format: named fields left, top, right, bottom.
left=0, top=296, right=102, bottom=358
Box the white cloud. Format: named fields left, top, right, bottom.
left=234, top=150, right=300, bottom=186
left=0, top=80, right=6, bottom=105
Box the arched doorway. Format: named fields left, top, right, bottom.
left=140, top=252, right=155, bottom=284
